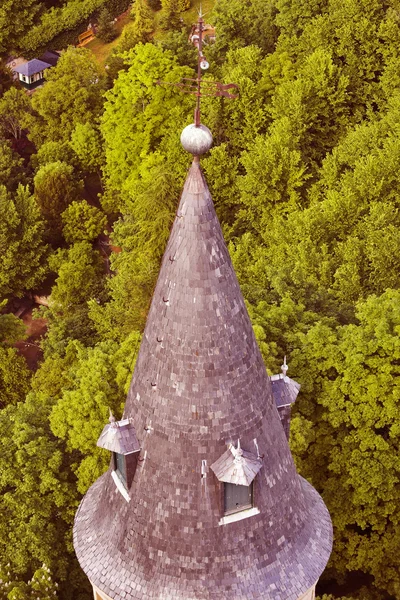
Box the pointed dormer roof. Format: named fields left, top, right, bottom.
left=210, top=440, right=263, bottom=486
left=74, top=149, right=332, bottom=599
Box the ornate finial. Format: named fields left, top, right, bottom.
left=180, top=12, right=212, bottom=155
left=156, top=16, right=238, bottom=157
left=231, top=439, right=244, bottom=462
left=109, top=408, right=117, bottom=427
left=281, top=356, right=288, bottom=377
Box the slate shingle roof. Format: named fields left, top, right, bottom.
left=14, top=59, right=50, bottom=76
left=97, top=419, right=141, bottom=455
left=74, top=158, right=332, bottom=600
left=210, top=441, right=263, bottom=486
left=270, top=374, right=301, bottom=408
left=38, top=50, right=60, bottom=67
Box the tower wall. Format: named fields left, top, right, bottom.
left=74, top=161, right=332, bottom=600
left=298, top=585, right=316, bottom=600
left=92, top=582, right=317, bottom=600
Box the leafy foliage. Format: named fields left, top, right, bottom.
left=97, top=7, right=118, bottom=42
left=62, top=200, right=107, bottom=243
left=2, top=1, right=400, bottom=599
left=28, top=47, right=106, bottom=149
left=0, top=185, right=49, bottom=298
left=34, top=162, right=82, bottom=238
left=0, top=88, right=31, bottom=140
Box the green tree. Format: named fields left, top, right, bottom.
left=97, top=7, right=118, bottom=43
left=0, top=140, right=25, bottom=192
left=274, top=0, right=328, bottom=39
left=0, top=347, right=30, bottom=408
left=100, top=43, right=192, bottom=212
left=0, top=185, right=49, bottom=298
left=291, top=290, right=400, bottom=597
left=41, top=242, right=105, bottom=354
left=62, top=200, right=107, bottom=243
left=0, top=87, right=31, bottom=141
left=70, top=122, right=104, bottom=174
left=118, top=0, right=154, bottom=51
left=0, top=0, right=41, bottom=53
left=237, top=118, right=309, bottom=233
left=28, top=47, right=106, bottom=148
left=34, top=161, right=82, bottom=237
left=203, top=144, right=241, bottom=231
left=159, top=29, right=198, bottom=69
left=0, top=395, right=78, bottom=581
left=210, top=0, right=278, bottom=58
left=270, top=49, right=350, bottom=171
left=30, top=564, right=59, bottom=599
left=275, top=0, right=396, bottom=119
left=32, top=140, right=76, bottom=170
left=49, top=242, right=104, bottom=314
left=159, top=0, right=181, bottom=30
left=206, top=45, right=271, bottom=151
left=50, top=333, right=140, bottom=492
left=90, top=154, right=181, bottom=339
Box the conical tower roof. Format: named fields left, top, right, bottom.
left=74, top=155, right=332, bottom=599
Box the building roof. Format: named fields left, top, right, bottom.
left=270, top=373, right=301, bottom=407
left=97, top=418, right=140, bottom=455
left=74, top=157, right=332, bottom=600
left=14, top=59, right=51, bottom=76
left=38, top=50, right=60, bottom=67
left=211, top=440, right=263, bottom=486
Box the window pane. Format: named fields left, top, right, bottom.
left=115, top=453, right=127, bottom=485
left=224, top=482, right=253, bottom=514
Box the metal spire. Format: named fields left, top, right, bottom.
left=156, top=14, right=238, bottom=153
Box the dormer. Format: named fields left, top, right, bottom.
left=97, top=411, right=141, bottom=500
left=270, top=357, right=301, bottom=439
left=211, top=440, right=263, bottom=525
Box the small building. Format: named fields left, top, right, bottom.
left=38, top=50, right=60, bottom=67
left=14, top=52, right=59, bottom=90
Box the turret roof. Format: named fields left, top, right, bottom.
left=74, top=158, right=332, bottom=600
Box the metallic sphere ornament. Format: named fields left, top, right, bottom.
left=180, top=123, right=213, bottom=155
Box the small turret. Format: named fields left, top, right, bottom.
left=270, top=356, right=301, bottom=439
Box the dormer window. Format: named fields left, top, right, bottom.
left=97, top=411, right=141, bottom=501
left=113, top=452, right=128, bottom=486
left=224, top=481, right=253, bottom=515
left=211, top=440, right=262, bottom=524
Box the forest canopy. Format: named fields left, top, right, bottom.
left=1, top=0, right=400, bottom=599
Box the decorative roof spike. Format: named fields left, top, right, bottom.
left=231, top=439, right=244, bottom=463
left=109, top=408, right=117, bottom=426
left=281, top=355, right=288, bottom=376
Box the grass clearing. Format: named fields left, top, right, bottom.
left=86, top=12, right=131, bottom=66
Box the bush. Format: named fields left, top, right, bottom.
left=62, top=200, right=107, bottom=243
left=97, top=7, right=118, bottom=43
